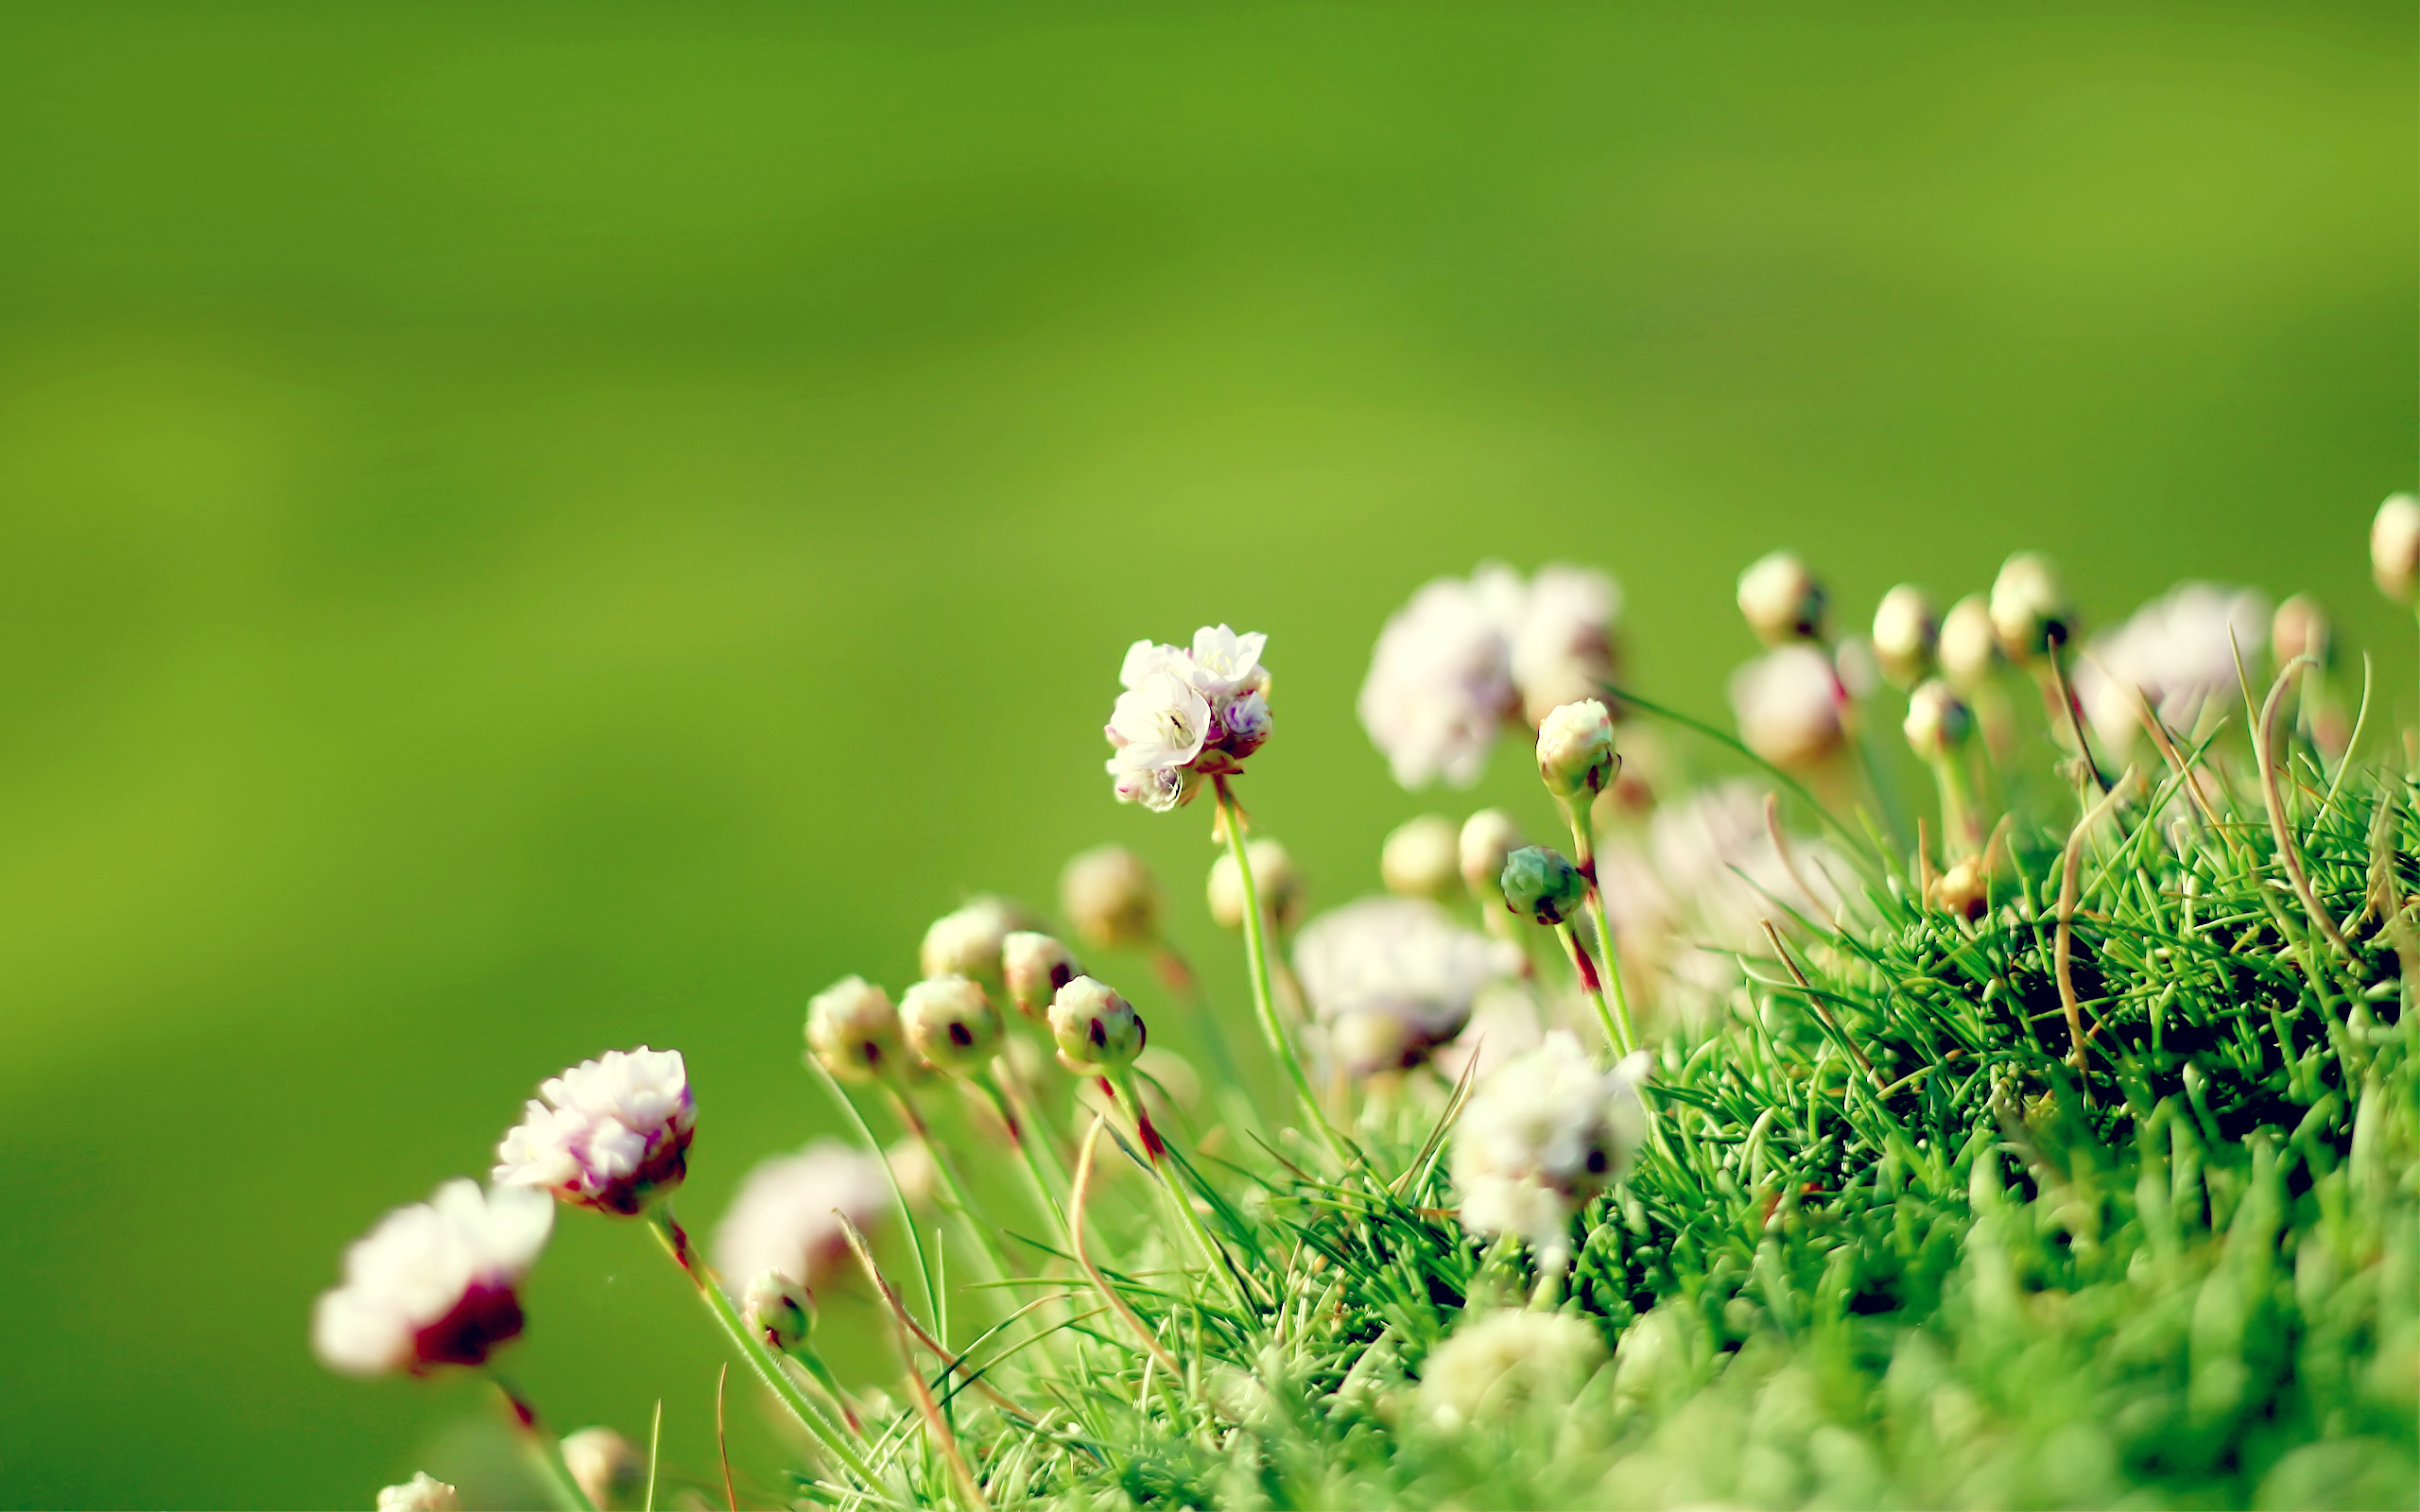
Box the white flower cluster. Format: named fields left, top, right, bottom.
left=494, top=1046, right=696, bottom=1215
left=1104, top=625, right=1272, bottom=812
left=1728, top=643, right=1846, bottom=770
left=2071, top=582, right=2269, bottom=755
left=1451, top=1031, right=1650, bottom=1264
left=1416, top=1309, right=1608, bottom=1429
left=713, top=1140, right=891, bottom=1292
left=1357, top=563, right=1620, bottom=789
left=312, top=1179, right=553, bottom=1377
left=1292, top=897, right=1522, bottom=1075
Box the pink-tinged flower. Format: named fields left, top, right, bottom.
left=1729, top=644, right=1846, bottom=769
left=1103, top=624, right=1273, bottom=811
left=1293, top=896, right=1521, bottom=1075
left=1512, top=565, right=1622, bottom=726
left=2071, top=582, right=2269, bottom=756
left=712, top=1141, right=890, bottom=1292
left=312, top=1179, right=553, bottom=1377
left=494, top=1047, right=696, bottom=1215
left=1451, top=1032, right=1651, bottom=1266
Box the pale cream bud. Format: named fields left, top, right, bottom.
left=1737, top=550, right=1826, bottom=645
left=806, top=976, right=906, bottom=1082
left=1871, top=585, right=1938, bottom=689
left=1048, top=974, right=1147, bottom=1071
left=1534, top=698, right=1618, bottom=802
left=1730, top=644, right=1845, bottom=769
left=2272, top=593, right=2330, bottom=669
left=376, top=1474, right=460, bottom=1512
left=1380, top=815, right=1461, bottom=901
left=1059, top=845, right=1161, bottom=950
left=919, top=896, right=1037, bottom=988
left=899, top=975, right=1002, bottom=1075
left=1208, top=838, right=1304, bottom=932
left=1001, top=931, right=1078, bottom=1021
left=743, top=1270, right=815, bottom=1354
left=1902, top=679, right=1973, bottom=761
left=1937, top=594, right=2001, bottom=691
left=1930, top=855, right=1988, bottom=919
left=560, top=1428, right=640, bottom=1511
left=1458, top=810, right=1523, bottom=903
left=1988, top=551, right=2076, bottom=662
left=2374, top=494, right=2420, bottom=604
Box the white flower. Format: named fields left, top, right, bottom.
left=1293, top=897, right=1521, bottom=1074
left=376, top=1472, right=461, bottom=1512
left=494, top=1047, right=696, bottom=1215
left=1060, top=845, right=1160, bottom=949
left=1647, top=778, right=1845, bottom=945
left=899, top=974, right=1002, bottom=1074
left=1510, top=564, right=1621, bottom=725
left=1104, top=626, right=1273, bottom=810
left=1902, top=679, right=1972, bottom=761
left=1417, top=1310, right=1607, bottom=1429
left=1729, top=644, right=1845, bottom=769
left=1535, top=698, right=1617, bottom=801
left=1187, top=624, right=1270, bottom=698
left=713, top=1141, right=890, bottom=1293
left=2071, top=582, right=2270, bottom=754
left=313, top=1179, right=553, bottom=1377
left=1451, top=1031, right=1650, bottom=1263
left=1357, top=568, right=1523, bottom=788
left=1106, top=669, right=1211, bottom=771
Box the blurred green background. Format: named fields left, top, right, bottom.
left=0, top=1, right=2411, bottom=1505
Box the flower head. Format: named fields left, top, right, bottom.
left=1059, top=845, right=1162, bottom=950
left=1729, top=644, right=1846, bottom=769
left=713, top=1140, right=889, bottom=1293
left=1208, top=836, right=1305, bottom=933
left=1416, top=1310, right=1607, bottom=1429
left=494, top=1047, right=695, bottom=1215
left=313, top=1179, right=553, bottom=1377
left=1737, top=550, right=1826, bottom=645
left=1292, top=897, right=1521, bottom=1074
left=1380, top=814, right=1461, bottom=901
left=1902, top=679, right=1972, bottom=761
left=1938, top=593, right=2002, bottom=691
left=899, top=975, right=1002, bottom=1074
left=743, top=1270, right=816, bottom=1354
left=1871, top=584, right=1938, bottom=689
left=1498, top=845, right=1585, bottom=926
left=806, top=976, right=907, bottom=1082
left=2272, top=593, right=2330, bottom=670
left=377, top=1473, right=462, bottom=1512
left=1105, top=625, right=1271, bottom=811
left=1450, top=1032, right=1651, bottom=1265
left=1535, top=698, right=1618, bottom=802
left=2070, top=582, right=2269, bottom=754
left=2375, top=493, right=2420, bottom=603
left=1510, top=564, right=1622, bottom=725
left=1002, top=931, right=1079, bottom=1021
left=1047, top=974, right=1147, bottom=1072
left=1458, top=809, right=1523, bottom=905
left=920, top=896, right=1039, bottom=988
left=1989, top=551, right=2077, bottom=662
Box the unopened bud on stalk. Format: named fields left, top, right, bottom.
left=2375, top=494, right=2420, bottom=603
left=1209, top=837, right=1304, bottom=932
left=1381, top=815, right=1461, bottom=901
left=1048, top=974, right=1147, bottom=1072
left=1988, top=552, right=2076, bottom=662
left=1930, top=855, right=1988, bottom=919
left=1459, top=810, right=1523, bottom=904
left=1535, top=698, right=1618, bottom=802
left=742, top=1270, right=815, bottom=1354
left=560, top=1428, right=641, bottom=1511
left=1938, top=594, right=2001, bottom=691
left=1499, top=846, right=1586, bottom=927
left=1730, top=644, right=1846, bottom=769
left=919, top=896, right=1037, bottom=988
left=899, top=975, right=1002, bottom=1075
left=1060, top=845, right=1161, bottom=950
left=1871, top=585, right=1938, bottom=689
left=1902, top=679, right=1973, bottom=761
left=376, top=1474, right=460, bottom=1512
left=2272, top=593, right=2330, bottom=669
left=1001, top=931, right=1079, bottom=1021
left=806, top=976, right=906, bottom=1082
left=1737, top=550, right=1826, bottom=645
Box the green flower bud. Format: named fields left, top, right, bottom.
left=805, top=976, right=905, bottom=1082
left=1048, top=974, right=1147, bottom=1072
left=1499, top=846, right=1585, bottom=927
left=742, top=1270, right=814, bottom=1355
left=1534, top=698, right=1618, bottom=802
left=1001, top=931, right=1078, bottom=1021
left=899, top=975, right=1002, bottom=1075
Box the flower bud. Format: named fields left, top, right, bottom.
left=1219, top=688, right=1272, bottom=758
left=1060, top=844, right=1161, bottom=950
left=899, top=975, right=1002, bottom=1075
left=1208, top=837, right=1304, bottom=933
left=1938, top=593, right=2001, bottom=691
left=1001, top=931, right=1079, bottom=1021
left=1737, top=550, right=1826, bottom=645
left=742, top=1270, right=815, bottom=1355
left=1459, top=810, right=1523, bottom=903
left=376, top=1473, right=460, bottom=1512
left=1930, top=855, right=1988, bottom=920
left=1535, top=698, right=1619, bottom=802
left=1988, top=551, right=2076, bottom=661
left=919, top=897, right=1037, bottom=988
left=1870, top=585, right=1938, bottom=689
left=1730, top=644, right=1845, bottom=770
left=1902, top=679, right=1972, bottom=761
left=806, top=976, right=906, bottom=1082
left=560, top=1428, right=641, bottom=1511
left=886, top=1136, right=940, bottom=1210
left=1048, top=974, right=1147, bottom=1072
left=1498, top=846, right=1586, bottom=927
left=1381, top=815, right=1461, bottom=901
left=2272, top=593, right=2330, bottom=669
left=2376, top=493, right=2420, bottom=603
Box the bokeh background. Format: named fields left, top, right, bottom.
left=1, top=2, right=2411, bottom=1505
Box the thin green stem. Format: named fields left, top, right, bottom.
left=1105, top=1066, right=1252, bottom=1313
left=486, top=1371, right=597, bottom=1512
left=1556, top=795, right=1637, bottom=1056
left=1212, top=775, right=1351, bottom=1162
left=804, top=1056, right=940, bottom=1323
left=977, top=1069, right=1069, bottom=1236
left=884, top=1086, right=1018, bottom=1286
left=1551, top=918, right=1626, bottom=1058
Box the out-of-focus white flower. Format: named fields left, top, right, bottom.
left=1536, top=698, right=1618, bottom=802
left=1060, top=845, right=1161, bottom=950
left=2374, top=494, right=2420, bottom=603
left=1451, top=1031, right=1650, bottom=1263
left=1510, top=564, right=1622, bottom=725
left=1989, top=551, right=2076, bottom=662
left=1381, top=814, right=1461, bottom=901
left=560, top=1428, right=640, bottom=1511
left=1417, top=1310, right=1607, bottom=1429
left=1048, top=974, right=1147, bottom=1072
left=1737, top=550, right=1825, bottom=646
left=1432, top=978, right=1545, bottom=1087
left=494, top=1048, right=695, bottom=1215
left=313, top=1180, right=553, bottom=1377
left=1296, top=898, right=1521, bottom=1075
left=376, top=1472, right=461, bottom=1512
left=713, top=1141, right=889, bottom=1293
left=1938, top=593, right=2001, bottom=691
left=1208, top=837, right=1305, bottom=932
left=2071, top=583, right=2270, bottom=753
left=1903, top=679, right=1972, bottom=761
left=807, top=976, right=906, bottom=1082
left=1871, top=584, right=1939, bottom=689
left=1104, top=626, right=1272, bottom=811
left=899, top=975, right=1001, bottom=1074
left=1458, top=809, right=1523, bottom=904
left=920, top=897, right=1038, bottom=987
left=1729, top=644, right=1845, bottom=769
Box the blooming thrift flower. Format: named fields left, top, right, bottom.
left=1059, top=844, right=1162, bottom=950
left=561, top=1429, right=641, bottom=1511
left=1937, top=593, right=2002, bottom=691
left=1047, top=974, right=1147, bottom=1072
left=1509, top=564, right=1622, bottom=725
left=376, top=1473, right=462, bottom=1512
left=713, top=1140, right=890, bottom=1292
left=313, top=1179, right=553, bottom=1377
left=1989, top=551, right=2077, bottom=661
left=2375, top=493, right=2420, bottom=603
left=1001, top=931, right=1079, bottom=1021
left=1293, top=897, right=1521, bottom=1074
left=1104, top=625, right=1271, bottom=811
left=1208, top=836, right=1305, bottom=932
left=806, top=976, right=907, bottom=1082
left=1730, top=644, right=1846, bottom=770
left=1871, top=584, right=1939, bottom=689
left=1451, top=1031, right=1651, bottom=1265
left=2071, top=582, right=2270, bottom=754
left=1417, top=1310, right=1607, bottom=1429
left=494, top=1047, right=696, bottom=1215
left=919, top=896, right=1039, bottom=988
left=899, top=974, right=1002, bottom=1074
left=1357, top=566, right=1524, bottom=789
left=1737, top=550, right=1826, bottom=646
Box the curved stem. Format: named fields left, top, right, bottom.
left=1555, top=796, right=1636, bottom=1056
left=1212, top=776, right=1350, bottom=1161
left=486, top=1371, right=597, bottom=1512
